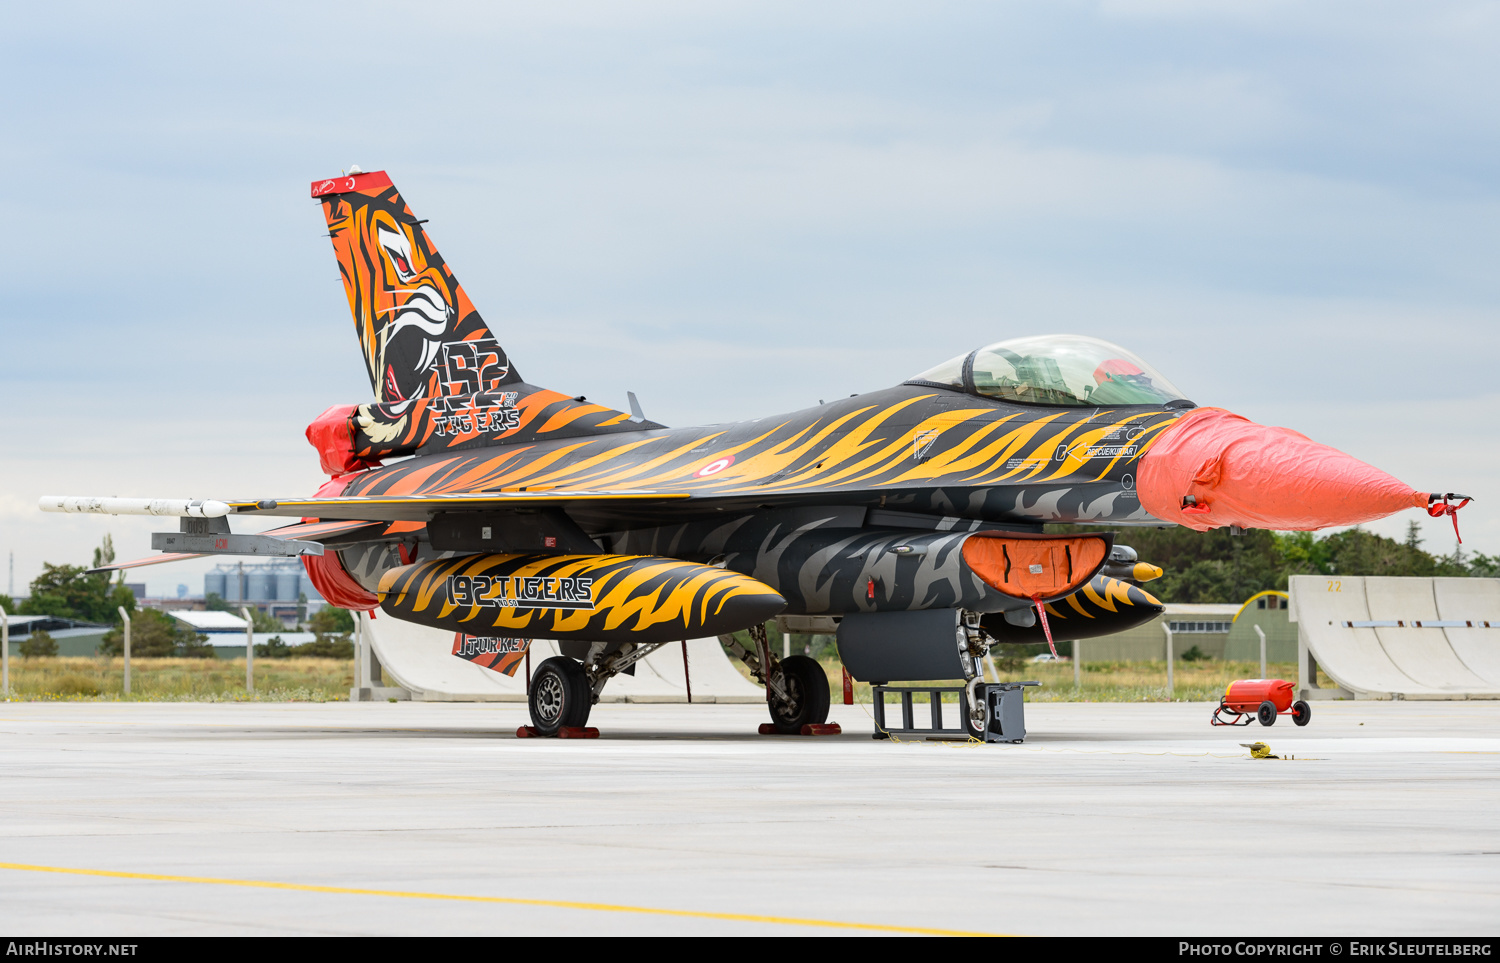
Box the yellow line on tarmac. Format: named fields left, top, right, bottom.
left=0, top=862, right=1006, bottom=937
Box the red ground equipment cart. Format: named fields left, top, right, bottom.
left=1212, top=679, right=1311, bottom=727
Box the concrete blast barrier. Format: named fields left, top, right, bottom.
left=359, top=613, right=765, bottom=703
left=1289, top=575, right=1500, bottom=701
left=1434, top=577, right=1500, bottom=684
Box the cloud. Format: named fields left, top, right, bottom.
left=1, top=1, right=1496, bottom=594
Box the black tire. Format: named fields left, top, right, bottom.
left=1257, top=700, right=1277, bottom=727
left=528, top=657, right=592, bottom=736
left=768, top=655, right=831, bottom=734
left=1292, top=700, right=1312, bottom=727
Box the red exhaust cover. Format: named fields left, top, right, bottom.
left=306, top=404, right=381, bottom=476
left=298, top=473, right=380, bottom=611
left=1138, top=408, right=1428, bottom=532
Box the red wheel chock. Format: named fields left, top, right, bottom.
left=757, top=722, right=843, bottom=736
left=516, top=725, right=600, bottom=738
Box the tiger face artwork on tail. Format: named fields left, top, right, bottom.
left=314, top=172, right=520, bottom=406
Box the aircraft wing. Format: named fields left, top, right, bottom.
left=89, top=519, right=386, bottom=573
left=224, top=490, right=693, bottom=522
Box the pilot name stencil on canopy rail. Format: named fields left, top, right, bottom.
left=42, top=168, right=1471, bottom=739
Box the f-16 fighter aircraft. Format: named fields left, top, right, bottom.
left=43, top=170, right=1471, bottom=737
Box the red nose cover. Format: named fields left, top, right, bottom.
left=299, top=473, right=380, bottom=611
left=1138, top=408, right=1428, bottom=532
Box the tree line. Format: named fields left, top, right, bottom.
left=1, top=536, right=356, bottom=659
left=1058, top=521, right=1499, bottom=604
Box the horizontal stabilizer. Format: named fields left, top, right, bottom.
left=90, top=551, right=203, bottom=574
left=151, top=530, right=325, bottom=558
left=90, top=519, right=384, bottom=573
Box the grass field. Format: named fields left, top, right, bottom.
left=798, top=658, right=1333, bottom=704
left=989, top=658, right=1334, bottom=702
left=2, top=654, right=1331, bottom=703
left=0, top=657, right=352, bottom=702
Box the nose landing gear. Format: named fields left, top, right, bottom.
left=722, top=625, right=833, bottom=734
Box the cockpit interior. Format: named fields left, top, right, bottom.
left=910, top=334, right=1193, bottom=408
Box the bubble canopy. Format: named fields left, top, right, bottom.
left=911, top=335, right=1190, bottom=407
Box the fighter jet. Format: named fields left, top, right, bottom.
left=42, top=170, right=1470, bottom=737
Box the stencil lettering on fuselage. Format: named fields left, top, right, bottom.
left=450, top=633, right=532, bottom=677
left=431, top=341, right=521, bottom=436
left=455, top=636, right=530, bottom=656
left=1055, top=442, right=1139, bottom=462
left=448, top=574, right=596, bottom=610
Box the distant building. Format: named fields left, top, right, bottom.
left=205, top=560, right=322, bottom=626
left=1076, top=591, right=1294, bottom=663
left=170, top=610, right=251, bottom=634
left=125, top=583, right=146, bottom=600
left=204, top=632, right=320, bottom=659
left=1224, top=591, right=1296, bottom=662
left=165, top=612, right=321, bottom=658
left=1, top=615, right=111, bottom=657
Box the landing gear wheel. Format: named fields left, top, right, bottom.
left=528, top=657, right=593, bottom=737
left=1257, top=700, right=1277, bottom=727
left=1292, top=700, right=1312, bottom=727
left=965, top=684, right=989, bottom=740
left=767, top=655, right=831, bottom=734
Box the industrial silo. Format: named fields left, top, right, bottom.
left=204, top=570, right=226, bottom=599
left=246, top=570, right=275, bottom=601
left=276, top=569, right=302, bottom=601
left=222, top=568, right=243, bottom=601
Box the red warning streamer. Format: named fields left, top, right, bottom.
left=1427, top=493, right=1473, bottom=544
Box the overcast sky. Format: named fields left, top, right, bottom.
left=2, top=1, right=1496, bottom=598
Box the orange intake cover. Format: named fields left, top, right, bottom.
left=961, top=533, right=1108, bottom=600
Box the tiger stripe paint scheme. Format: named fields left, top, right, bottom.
left=323, top=385, right=1182, bottom=529
left=315, top=171, right=663, bottom=461
left=979, top=575, right=1164, bottom=645
left=378, top=553, right=788, bottom=644
left=295, top=171, right=1183, bottom=651
left=303, top=171, right=1183, bottom=653
left=612, top=509, right=1113, bottom=616
left=46, top=169, right=1457, bottom=721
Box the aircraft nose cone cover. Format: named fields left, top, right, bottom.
left=1137, top=407, right=1428, bottom=532
left=377, top=553, right=785, bottom=644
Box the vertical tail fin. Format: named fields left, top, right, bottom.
left=308, top=170, right=660, bottom=469
left=312, top=171, right=522, bottom=405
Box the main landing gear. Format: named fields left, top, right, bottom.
left=526, top=657, right=593, bottom=737
left=522, top=641, right=670, bottom=738
left=721, top=625, right=832, bottom=734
